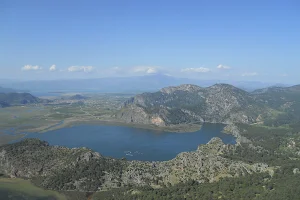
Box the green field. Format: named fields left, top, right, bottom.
left=0, top=94, right=132, bottom=144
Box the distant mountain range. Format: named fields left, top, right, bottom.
left=117, top=83, right=300, bottom=127
left=0, top=75, right=287, bottom=95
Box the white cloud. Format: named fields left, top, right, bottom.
left=21, top=65, right=42, bottom=71
left=68, top=66, right=94, bottom=73
left=217, top=64, right=231, bottom=70
left=49, top=65, right=56, bottom=72
left=132, top=66, right=159, bottom=74
left=242, top=72, right=258, bottom=77
left=181, top=67, right=211, bottom=73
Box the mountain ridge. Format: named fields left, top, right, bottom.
left=117, top=83, right=268, bottom=126
left=117, top=83, right=300, bottom=128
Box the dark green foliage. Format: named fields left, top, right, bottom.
left=94, top=171, right=300, bottom=200
left=224, top=123, right=300, bottom=165
left=45, top=158, right=125, bottom=191
left=0, top=139, right=128, bottom=192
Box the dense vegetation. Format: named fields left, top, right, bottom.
left=121, top=84, right=300, bottom=127
left=0, top=139, right=128, bottom=192
left=42, top=157, right=126, bottom=191
left=94, top=171, right=300, bottom=200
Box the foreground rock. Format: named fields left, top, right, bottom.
left=0, top=138, right=273, bottom=192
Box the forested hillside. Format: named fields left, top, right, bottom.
left=117, top=84, right=300, bottom=128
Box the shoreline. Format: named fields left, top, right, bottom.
left=0, top=118, right=204, bottom=146
left=0, top=117, right=241, bottom=146
left=36, top=117, right=204, bottom=133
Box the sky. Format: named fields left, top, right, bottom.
left=1, top=0, right=300, bottom=83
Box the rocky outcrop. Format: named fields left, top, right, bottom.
left=154, top=137, right=273, bottom=185
left=223, top=124, right=252, bottom=144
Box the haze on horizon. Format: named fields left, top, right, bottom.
left=1, top=0, right=299, bottom=84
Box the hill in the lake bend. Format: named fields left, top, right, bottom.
left=116, top=83, right=300, bottom=127
left=117, top=84, right=267, bottom=126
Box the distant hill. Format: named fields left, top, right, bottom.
left=1, top=75, right=284, bottom=93
left=252, top=84, right=300, bottom=126
left=67, top=94, right=89, bottom=100
left=253, top=85, right=300, bottom=108
left=117, top=83, right=300, bottom=127
left=0, top=93, right=43, bottom=107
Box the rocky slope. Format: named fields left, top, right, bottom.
left=0, top=138, right=273, bottom=192
left=117, top=84, right=267, bottom=126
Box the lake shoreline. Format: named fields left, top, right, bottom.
left=40, top=119, right=204, bottom=133
left=19, top=123, right=235, bottom=161
left=1, top=115, right=238, bottom=147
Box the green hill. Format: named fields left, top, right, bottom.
left=0, top=93, right=42, bottom=106
left=117, top=84, right=300, bottom=128
left=117, top=84, right=266, bottom=126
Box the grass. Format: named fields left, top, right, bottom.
left=0, top=178, right=67, bottom=200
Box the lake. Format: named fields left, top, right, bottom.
left=22, top=123, right=236, bottom=161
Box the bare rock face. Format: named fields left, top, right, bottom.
left=223, top=124, right=252, bottom=144
left=293, top=168, right=300, bottom=174
left=117, top=84, right=266, bottom=126
left=117, top=105, right=150, bottom=124
left=150, top=116, right=165, bottom=126
left=160, top=84, right=202, bottom=94
left=76, top=151, right=102, bottom=162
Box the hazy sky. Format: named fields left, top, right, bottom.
left=1, top=0, right=299, bottom=83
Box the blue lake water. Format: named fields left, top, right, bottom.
left=22, top=123, right=236, bottom=161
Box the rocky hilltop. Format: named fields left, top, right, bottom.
left=0, top=138, right=272, bottom=192
left=117, top=84, right=266, bottom=127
